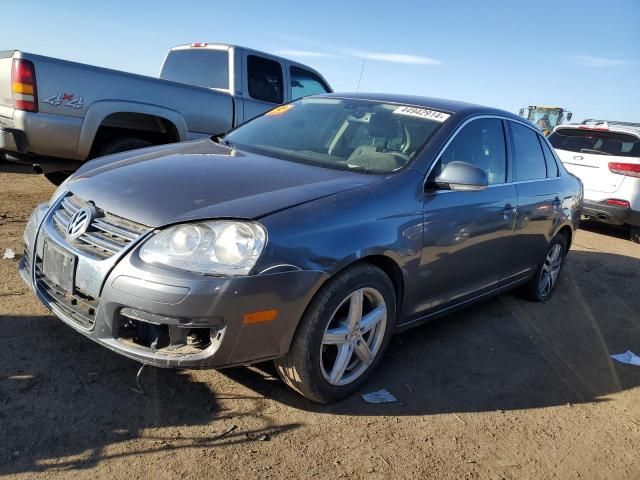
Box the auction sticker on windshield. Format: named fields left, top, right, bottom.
left=393, top=106, right=450, bottom=122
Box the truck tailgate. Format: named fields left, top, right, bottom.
left=0, top=51, right=15, bottom=120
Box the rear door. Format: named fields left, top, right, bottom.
left=549, top=127, right=640, bottom=194
left=508, top=121, right=563, bottom=275
left=241, top=53, right=285, bottom=122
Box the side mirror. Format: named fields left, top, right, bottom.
left=566, top=112, right=572, bottom=121
left=434, top=161, right=488, bottom=192
left=519, top=108, right=525, bottom=117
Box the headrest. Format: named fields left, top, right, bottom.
left=367, top=112, right=399, bottom=138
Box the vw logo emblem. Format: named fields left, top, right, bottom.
left=66, top=207, right=93, bottom=240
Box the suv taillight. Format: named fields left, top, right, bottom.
left=609, top=162, right=640, bottom=178
left=11, top=59, right=38, bottom=112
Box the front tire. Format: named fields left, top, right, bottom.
left=520, top=234, right=568, bottom=302
left=274, top=263, right=396, bottom=403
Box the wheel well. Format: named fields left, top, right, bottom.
left=90, top=112, right=180, bottom=157
left=357, top=255, right=405, bottom=316
left=557, top=225, right=573, bottom=248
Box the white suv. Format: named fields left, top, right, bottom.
left=549, top=120, right=640, bottom=243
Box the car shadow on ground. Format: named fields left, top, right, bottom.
left=579, top=219, right=630, bottom=241
left=223, top=248, right=640, bottom=414
left=1, top=250, right=638, bottom=475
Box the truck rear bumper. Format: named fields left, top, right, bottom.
left=0, top=126, right=27, bottom=154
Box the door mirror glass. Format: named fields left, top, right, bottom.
left=519, top=108, right=526, bottom=117
left=566, top=112, right=572, bottom=121
left=434, top=161, right=488, bottom=191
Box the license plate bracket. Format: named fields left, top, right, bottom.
left=43, top=240, right=76, bottom=293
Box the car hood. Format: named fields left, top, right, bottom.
left=66, top=139, right=379, bottom=227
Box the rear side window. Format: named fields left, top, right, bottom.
left=247, top=55, right=283, bottom=104
left=290, top=67, right=330, bottom=100
left=511, top=122, right=547, bottom=181
left=435, top=118, right=507, bottom=184
left=539, top=137, right=559, bottom=177
left=160, top=49, right=229, bottom=89
left=549, top=128, right=640, bottom=157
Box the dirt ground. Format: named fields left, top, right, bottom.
left=1, top=166, right=639, bottom=480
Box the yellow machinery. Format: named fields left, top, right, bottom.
left=519, top=106, right=572, bottom=136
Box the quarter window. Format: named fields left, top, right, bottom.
left=247, top=55, right=283, bottom=104
left=538, top=136, right=559, bottom=177
left=435, top=118, right=507, bottom=184
left=511, top=122, right=547, bottom=181
left=290, top=66, right=330, bottom=100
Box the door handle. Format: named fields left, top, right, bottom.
left=502, top=204, right=517, bottom=218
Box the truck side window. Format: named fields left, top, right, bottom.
left=290, top=66, right=330, bottom=100
left=247, top=55, right=283, bottom=104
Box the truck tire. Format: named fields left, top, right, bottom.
left=43, top=138, right=153, bottom=186
left=96, top=137, right=152, bottom=157
left=44, top=171, right=74, bottom=186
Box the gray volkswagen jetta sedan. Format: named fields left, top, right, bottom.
left=20, top=93, right=583, bottom=402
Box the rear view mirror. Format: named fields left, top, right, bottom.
left=434, top=161, right=488, bottom=192
left=519, top=108, right=525, bottom=117
left=566, top=112, right=573, bottom=121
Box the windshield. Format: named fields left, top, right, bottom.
left=549, top=128, right=640, bottom=157
left=530, top=109, right=561, bottom=132
left=223, top=98, right=449, bottom=174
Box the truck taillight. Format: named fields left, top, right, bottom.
left=11, top=59, right=38, bottom=112
left=608, top=162, right=640, bottom=178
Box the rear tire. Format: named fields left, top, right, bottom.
left=44, top=171, right=73, bottom=186
left=274, top=263, right=396, bottom=403
left=630, top=226, right=640, bottom=244
left=95, top=137, right=152, bottom=157
left=520, top=234, right=568, bottom=302
left=42, top=138, right=153, bottom=186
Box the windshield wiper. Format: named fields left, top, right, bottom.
left=580, top=148, right=612, bottom=156
left=211, top=134, right=233, bottom=148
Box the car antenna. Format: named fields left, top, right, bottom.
left=356, top=59, right=366, bottom=92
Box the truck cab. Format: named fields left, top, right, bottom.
left=159, top=43, right=332, bottom=125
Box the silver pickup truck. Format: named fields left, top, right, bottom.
left=0, top=43, right=332, bottom=183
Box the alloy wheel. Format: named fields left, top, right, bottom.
left=538, top=243, right=563, bottom=297
left=320, top=287, right=387, bottom=386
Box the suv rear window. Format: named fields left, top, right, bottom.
left=549, top=128, right=640, bottom=157
left=160, top=49, right=229, bottom=89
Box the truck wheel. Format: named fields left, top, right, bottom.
left=630, top=226, right=640, bottom=244
left=96, top=138, right=152, bottom=157
left=43, top=171, right=73, bottom=186
left=274, top=263, right=396, bottom=403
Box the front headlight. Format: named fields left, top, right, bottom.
left=139, top=220, right=267, bottom=276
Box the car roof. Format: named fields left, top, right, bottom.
left=315, top=92, right=523, bottom=120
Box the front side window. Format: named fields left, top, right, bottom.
left=290, top=66, right=330, bottom=100
left=247, top=55, right=283, bottom=104
left=224, top=98, right=449, bottom=174
left=511, top=122, right=547, bottom=181
left=432, top=118, right=507, bottom=184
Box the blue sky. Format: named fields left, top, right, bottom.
left=3, top=0, right=639, bottom=122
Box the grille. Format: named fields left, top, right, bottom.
left=52, top=194, right=149, bottom=259
left=35, top=261, right=98, bottom=328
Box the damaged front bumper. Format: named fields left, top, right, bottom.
left=19, top=199, right=324, bottom=368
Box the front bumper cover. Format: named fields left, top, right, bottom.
left=19, top=202, right=326, bottom=368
